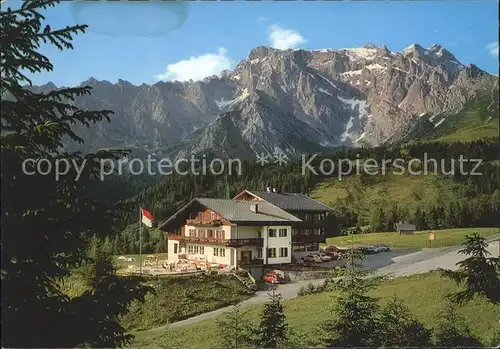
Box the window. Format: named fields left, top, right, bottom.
left=199, top=246, right=204, bottom=255
left=173, top=244, right=178, bottom=254
left=306, top=243, right=319, bottom=252
left=267, top=248, right=276, bottom=258
left=293, top=244, right=306, bottom=252
left=216, top=230, right=224, bottom=239
left=268, top=229, right=277, bottom=237
left=214, top=248, right=225, bottom=257
left=194, top=245, right=199, bottom=254
left=279, top=247, right=288, bottom=257
left=189, top=229, right=195, bottom=237
left=188, top=245, right=194, bottom=253
left=278, top=228, right=287, bottom=237
left=257, top=248, right=263, bottom=258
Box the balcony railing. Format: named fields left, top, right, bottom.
left=292, top=234, right=326, bottom=243
left=167, top=234, right=263, bottom=247
left=186, top=218, right=223, bottom=226
left=238, top=258, right=264, bottom=266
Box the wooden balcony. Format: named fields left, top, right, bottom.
left=186, top=218, right=223, bottom=226
left=238, top=258, right=264, bottom=267
left=167, top=234, right=263, bottom=247
left=292, top=234, right=326, bottom=243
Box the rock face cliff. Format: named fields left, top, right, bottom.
left=35, top=43, right=498, bottom=159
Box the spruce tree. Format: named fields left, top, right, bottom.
left=378, top=295, right=432, bottom=347
left=216, top=304, right=253, bottom=348
left=433, top=302, right=483, bottom=347
left=1, top=1, right=150, bottom=346
left=439, top=233, right=500, bottom=304
left=321, top=244, right=382, bottom=347
left=369, top=206, right=385, bottom=233
left=254, top=290, right=288, bottom=349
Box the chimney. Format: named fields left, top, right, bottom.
left=250, top=204, right=259, bottom=213
left=272, top=187, right=277, bottom=193
left=266, top=187, right=271, bottom=192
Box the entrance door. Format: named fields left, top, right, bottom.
left=240, top=250, right=252, bottom=263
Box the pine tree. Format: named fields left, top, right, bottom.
left=216, top=304, right=253, bottom=348
left=320, top=245, right=382, bottom=347
left=1, top=1, right=150, bottom=346
left=385, top=202, right=400, bottom=232
left=378, top=295, right=432, bottom=347
left=369, top=206, right=385, bottom=233
left=439, top=233, right=500, bottom=304
left=254, top=290, right=288, bottom=348
left=433, top=302, right=483, bottom=347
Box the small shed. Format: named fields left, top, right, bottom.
left=395, top=222, right=416, bottom=235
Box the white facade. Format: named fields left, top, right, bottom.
left=167, top=224, right=292, bottom=267
left=262, top=226, right=292, bottom=264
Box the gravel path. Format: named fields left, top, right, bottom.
left=136, top=235, right=500, bottom=333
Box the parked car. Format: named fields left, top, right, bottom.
left=374, top=244, right=390, bottom=252
left=360, top=245, right=378, bottom=254
left=304, top=254, right=323, bottom=263
left=263, top=272, right=285, bottom=284
left=318, top=253, right=332, bottom=261
left=295, top=257, right=317, bottom=267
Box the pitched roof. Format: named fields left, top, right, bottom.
left=159, top=198, right=301, bottom=230
left=395, top=222, right=416, bottom=231
left=196, top=198, right=301, bottom=222
left=244, top=190, right=332, bottom=212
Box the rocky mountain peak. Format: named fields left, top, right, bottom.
left=363, top=43, right=378, bottom=49
left=34, top=43, right=496, bottom=159
left=248, top=46, right=276, bottom=61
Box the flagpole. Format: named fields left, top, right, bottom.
left=139, top=206, right=143, bottom=275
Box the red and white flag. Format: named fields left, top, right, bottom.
left=141, top=208, right=154, bottom=227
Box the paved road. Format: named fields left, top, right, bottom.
left=136, top=235, right=500, bottom=333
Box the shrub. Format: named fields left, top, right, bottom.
left=298, top=281, right=326, bottom=296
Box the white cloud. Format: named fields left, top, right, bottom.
left=268, top=25, right=306, bottom=50
left=486, top=41, right=498, bottom=57
left=155, top=47, right=234, bottom=82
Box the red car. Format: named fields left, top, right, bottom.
left=263, top=272, right=285, bottom=284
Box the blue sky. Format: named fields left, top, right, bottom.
left=12, top=0, right=499, bottom=86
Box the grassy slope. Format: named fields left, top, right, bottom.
left=121, top=274, right=251, bottom=332
left=311, top=172, right=464, bottom=223
left=132, top=272, right=500, bottom=348
left=434, top=110, right=499, bottom=143
left=325, top=227, right=500, bottom=248
left=402, top=91, right=499, bottom=144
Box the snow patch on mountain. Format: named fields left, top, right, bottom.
left=317, top=74, right=343, bottom=92
left=354, top=132, right=366, bottom=143
left=342, top=47, right=377, bottom=60
left=337, top=96, right=370, bottom=118
left=340, top=115, right=355, bottom=142
left=215, top=88, right=250, bottom=110
left=319, top=88, right=333, bottom=96
left=434, top=118, right=446, bottom=128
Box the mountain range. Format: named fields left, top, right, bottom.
left=34, top=43, right=499, bottom=159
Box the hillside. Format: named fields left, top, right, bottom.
left=400, top=92, right=499, bottom=143
left=312, top=172, right=464, bottom=223
left=131, top=272, right=500, bottom=348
